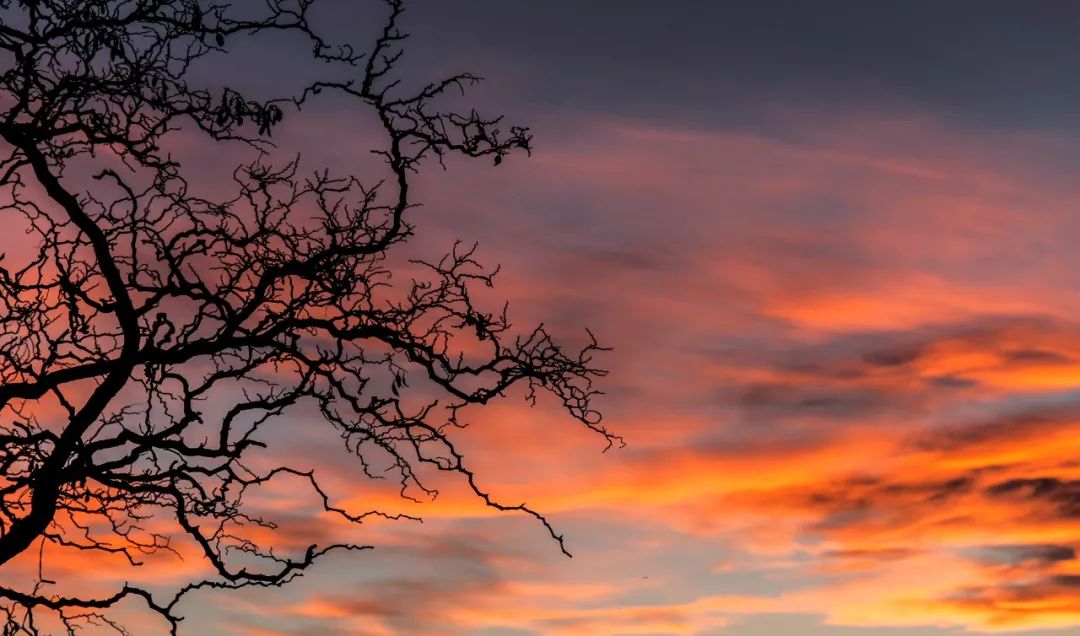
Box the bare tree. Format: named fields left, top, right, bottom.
left=0, top=0, right=616, bottom=632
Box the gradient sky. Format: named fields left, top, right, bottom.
left=14, top=1, right=1080, bottom=634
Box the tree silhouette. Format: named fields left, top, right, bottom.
left=0, top=0, right=616, bottom=632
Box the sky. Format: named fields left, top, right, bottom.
left=12, top=1, right=1080, bottom=634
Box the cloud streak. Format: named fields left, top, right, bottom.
left=27, top=105, right=1080, bottom=634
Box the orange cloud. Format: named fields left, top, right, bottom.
left=13, top=110, right=1080, bottom=636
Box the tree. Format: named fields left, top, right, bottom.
left=0, top=0, right=616, bottom=632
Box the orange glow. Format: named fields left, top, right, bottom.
left=10, top=113, right=1080, bottom=635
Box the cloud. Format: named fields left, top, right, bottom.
left=16, top=108, right=1080, bottom=636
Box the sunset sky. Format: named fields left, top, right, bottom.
left=12, top=1, right=1080, bottom=634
